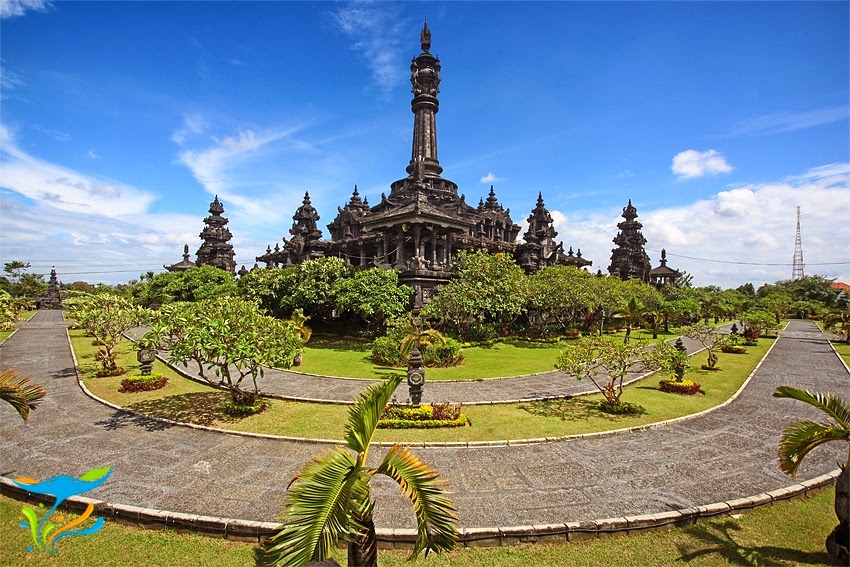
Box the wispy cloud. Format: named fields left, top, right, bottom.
left=616, top=170, right=634, bottom=178
left=0, top=59, right=26, bottom=100
left=671, top=149, right=733, bottom=180
left=480, top=172, right=504, bottom=184
left=171, top=113, right=210, bottom=145
left=87, top=149, right=100, bottom=159
left=0, top=124, right=154, bottom=216
left=329, top=2, right=409, bottom=99
left=0, top=0, right=50, bottom=19
left=551, top=163, right=850, bottom=288
left=732, top=106, right=849, bottom=136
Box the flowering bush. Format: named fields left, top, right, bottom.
left=119, top=373, right=168, bottom=392
left=378, top=402, right=469, bottom=428
left=659, top=379, right=703, bottom=395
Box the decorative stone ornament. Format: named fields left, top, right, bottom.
left=136, top=348, right=155, bottom=376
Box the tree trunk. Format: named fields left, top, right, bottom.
left=347, top=516, right=378, bottom=567
left=826, top=459, right=849, bottom=566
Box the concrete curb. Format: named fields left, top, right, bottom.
left=1, top=470, right=838, bottom=547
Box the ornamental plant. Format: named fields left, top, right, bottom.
left=119, top=374, right=169, bottom=393
left=683, top=324, right=723, bottom=370
left=264, top=373, right=458, bottom=567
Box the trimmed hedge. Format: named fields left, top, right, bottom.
left=119, top=373, right=168, bottom=392
left=224, top=400, right=266, bottom=416
left=659, top=379, right=703, bottom=395
left=378, top=402, right=470, bottom=429
left=721, top=345, right=748, bottom=354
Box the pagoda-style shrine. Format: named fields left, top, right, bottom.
left=164, top=244, right=197, bottom=272
left=608, top=200, right=651, bottom=282
left=649, top=249, right=681, bottom=288
left=195, top=196, right=236, bottom=274
left=36, top=266, right=62, bottom=309
left=258, top=23, right=590, bottom=297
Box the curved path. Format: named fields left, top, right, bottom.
left=0, top=312, right=847, bottom=531
left=146, top=331, right=713, bottom=405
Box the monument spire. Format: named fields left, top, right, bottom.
left=406, top=21, right=443, bottom=178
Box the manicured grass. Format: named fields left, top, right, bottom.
left=71, top=329, right=774, bottom=443
left=0, top=329, right=15, bottom=344
left=831, top=340, right=850, bottom=367
left=0, top=488, right=836, bottom=566
left=0, top=310, right=36, bottom=344
left=298, top=328, right=684, bottom=381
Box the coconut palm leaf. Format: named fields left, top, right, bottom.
left=0, top=369, right=47, bottom=422
left=344, top=374, right=403, bottom=454
left=774, top=386, right=850, bottom=430
left=777, top=419, right=850, bottom=477
left=265, top=447, right=357, bottom=567
left=375, top=444, right=459, bottom=557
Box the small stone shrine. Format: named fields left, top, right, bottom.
left=164, top=244, right=197, bottom=272
left=258, top=23, right=590, bottom=298
left=649, top=248, right=681, bottom=288
left=36, top=266, right=62, bottom=309
left=608, top=200, right=651, bottom=282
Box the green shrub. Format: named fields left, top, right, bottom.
left=721, top=345, right=748, bottom=354
left=119, top=373, right=168, bottom=392
left=371, top=319, right=464, bottom=367
left=378, top=402, right=470, bottom=428
left=659, top=379, right=703, bottom=395
left=224, top=400, right=266, bottom=416
left=597, top=400, right=645, bottom=415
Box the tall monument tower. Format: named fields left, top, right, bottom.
left=792, top=205, right=805, bottom=280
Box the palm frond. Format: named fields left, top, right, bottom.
left=375, top=444, right=459, bottom=558
left=345, top=374, right=403, bottom=455
left=0, top=369, right=47, bottom=422
left=774, top=386, right=850, bottom=430
left=778, top=419, right=850, bottom=478
left=265, top=447, right=357, bottom=567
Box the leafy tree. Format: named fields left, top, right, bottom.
left=683, top=324, right=723, bottom=369
left=527, top=266, right=598, bottom=335
left=143, top=297, right=300, bottom=405
left=237, top=267, right=298, bottom=317
left=333, top=268, right=413, bottom=335
left=773, top=386, right=849, bottom=564
left=0, top=290, right=18, bottom=330
left=740, top=308, right=776, bottom=337
left=264, top=374, right=459, bottom=567
left=281, top=257, right=353, bottom=321
left=0, top=369, right=47, bottom=422
left=555, top=336, right=651, bottom=409
left=756, top=291, right=792, bottom=323
left=824, top=307, right=850, bottom=344
left=424, top=250, right=526, bottom=339
left=134, top=266, right=236, bottom=306
left=1, top=261, right=46, bottom=305
left=612, top=296, right=651, bottom=344
left=64, top=293, right=148, bottom=375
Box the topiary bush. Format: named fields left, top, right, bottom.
left=659, top=378, right=703, bottom=395
left=119, top=373, right=168, bottom=392
left=597, top=400, right=645, bottom=415
left=378, top=402, right=470, bottom=429
left=721, top=345, right=748, bottom=354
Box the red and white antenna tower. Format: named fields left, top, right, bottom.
left=792, top=206, right=805, bottom=280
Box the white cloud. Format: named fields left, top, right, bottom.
left=671, top=149, right=733, bottom=180
left=87, top=149, right=100, bottom=159
left=480, top=172, right=504, bottom=184
left=33, top=124, right=71, bottom=142
left=329, top=3, right=408, bottom=99
left=0, top=124, right=155, bottom=216
left=732, top=106, right=849, bottom=136
left=551, top=163, right=850, bottom=288
left=0, top=0, right=49, bottom=19
left=171, top=113, right=210, bottom=145
left=0, top=59, right=26, bottom=99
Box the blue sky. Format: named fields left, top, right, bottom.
left=1, top=0, right=848, bottom=289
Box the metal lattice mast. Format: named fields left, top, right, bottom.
left=792, top=205, right=805, bottom=280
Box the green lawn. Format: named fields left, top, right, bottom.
left=73, top=330, right=774, bottom=443
left=0, top=488, right=837, bottom=566
left=0, top=310, right=36, bottom=344
left=832, top=340, right=849, bottom=367
left=297, top=329, right=684, bottom=381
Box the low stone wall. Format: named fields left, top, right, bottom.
left=1, top=470, right=837, bottom=547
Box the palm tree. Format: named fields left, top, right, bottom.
left=0, top=369, right=47, bottom=422
left=773, top=386, right=849, bottom=565
left=264, top=373, right=458, bottom=567
left=613, top=297, right=650, bottom=344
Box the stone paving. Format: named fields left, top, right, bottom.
left=1, top=312, right=847, bottom=531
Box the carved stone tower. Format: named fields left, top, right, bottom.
left=517, top=193, right=591, bottom=273
left=257, top=192, right=329, bottom=266
left=195, top=196, right=236, bottom=274
left=608, top=199, right=651, bottom=282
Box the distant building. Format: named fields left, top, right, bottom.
left=36, top=266, right=62, bottom=309
left=608, top=200, right=651, bottom=282
left=164, top=244, right=196, bottom=272
left=257, top=23, right=590, bottom=299
left=649, top=249, right=681, bottom=288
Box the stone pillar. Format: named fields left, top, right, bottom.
left=395, top=227, right=406, bottom=268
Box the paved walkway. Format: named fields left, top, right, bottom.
left=1, top=312, right=847, bottom=530
left=131, top=328, right=713, bottom=405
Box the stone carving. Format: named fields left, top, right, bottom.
left=608, top=199, right=651, bottom=282
left=195, top=196, right=236, bottom=273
